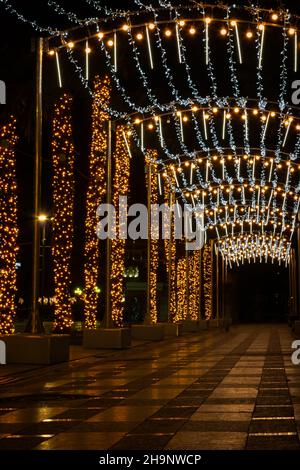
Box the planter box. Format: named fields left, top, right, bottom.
left=198, top=320, right=209, bottom=330
left=295, top=321, right=300, bottom=334
left=131, top=324, right=164, bottom=341
left=0, top=334, right=70, bottom=364
left=161, top=322, right=184, bottom=337
left=182, top=320, right=199, bottom=333
left=83, top=328, right=131, bottom=349
left=207, top=319, right=219, bottom=328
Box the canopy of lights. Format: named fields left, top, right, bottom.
left=5, top=0, right=300, bottom=266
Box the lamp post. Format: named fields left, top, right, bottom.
left=38, top=214, right=49, bottom=315
left=26, top=37, right=44, bottom=334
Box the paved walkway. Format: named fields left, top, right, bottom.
left=0, top=324, right=299, bottom=450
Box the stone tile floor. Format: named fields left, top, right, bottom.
left=0, top=324, right=299, bottom=450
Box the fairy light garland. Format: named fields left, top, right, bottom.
left=217, top=233, right=291, bottom=266
left=145, top=149, right=159, bottom=324
left=84, top=75, right=110, bottom=329
left=111, top=125, right=131, bottom=327
left=176, top=256, right=187, bottom=321
left=52, top=94, right=75, bottom=333
left=0, top=117, right=18, bottom=335
left=189, top=249, right=201, bottom=321
left=3, top=1, right=300, bottom=264
left=203, top=243, right=213, bottom=320
left=164, top=183, right=177, bottom=322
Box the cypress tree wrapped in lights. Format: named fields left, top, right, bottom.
left=84, top=75, right=111, bottom=329
left=111, top=125, right=131, bottom=327
left=0, top=117, right=18, bottom=335
left=52, top=93, right=75, bottom=333
left=145, top=149, right=159, bottom=324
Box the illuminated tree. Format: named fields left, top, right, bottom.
left=189, top=249, right=201, bottom=321
left=111, top=125, right=131, bottom=327
left=145, top=149, right=159, bottom=324
left=203, top=243, right=213, bottom=320
left=0, top=117, right=18, bottom=335
left=84, top=76, right=110, bottom=328
left=52, top=93, right=75, bottom=333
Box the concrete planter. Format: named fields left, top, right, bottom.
left=182, top=320, right=199, bottom=333
left=131, top=324, right=164, bottom=341
left=83, top=328, right=131, bottom=349
left=161, top=322, right=184, bottom=337
left=294, top=320, right=300, bottom=334
left=207, top=319, right=219, bottom=328
left=0, top=334, right=70, bottom=364
left=198, top=320, right=209, bottom=330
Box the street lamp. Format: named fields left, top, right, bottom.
left=38, top=214, right=48, bottom=223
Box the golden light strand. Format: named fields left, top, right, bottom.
left=176, top=256, right=187, bottom=321
left=84, top=76, right=110, bottom=328
left=52, top=94, right=75, bottom=333
left=0, top=117, right=18, bottom=335
left=145, top=149, right=159, bottom=324
left=189, top=250, right=201, bottom=321
left=111, top=125, right=131, bottom=327
left=203, top=243, right=213, bottom=320
left=164, top=182, right=177, bottom=322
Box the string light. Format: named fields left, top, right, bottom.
left=203, top=243, right=213, bottom=320
left=84, top=76, right=110, bottom=329
left=189, top=250, right=201, bottom=321
left=176, top=257, right=187, bottom=321
left=145, top=150, right=159, bottom=324
left=0, top=117, right=18, bottom=335
left=52, top=94, right=75, bottom=333
left=111, top=125, right=131, bottom=327
left=5, top=1, right=299, bottom=266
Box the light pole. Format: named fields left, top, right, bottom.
left=38, top=214, right=49, bottom=315
left=26, top=37, right=44, bottom=334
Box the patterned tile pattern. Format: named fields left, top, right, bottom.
left=0, top=325, right=299, bottom=450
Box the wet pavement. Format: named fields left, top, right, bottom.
left=0, top=324, right=299, bottom=450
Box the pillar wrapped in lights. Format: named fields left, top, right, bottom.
left=189, top=249, right=201, bottom=321
left=145, top=149, right=159, bottom=324
left=0, top=118, right=18, bottom=335
left=164, top=184, right=177, bottom=322
left=176, top=256, right=187, bottom=321
left=110, top=125, right=131, bottom=327
left=203, top=243, right=213, bottom=320
left=52, top=94, right=75, bottom=333
left=84, top=76, right=110, bottom=329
